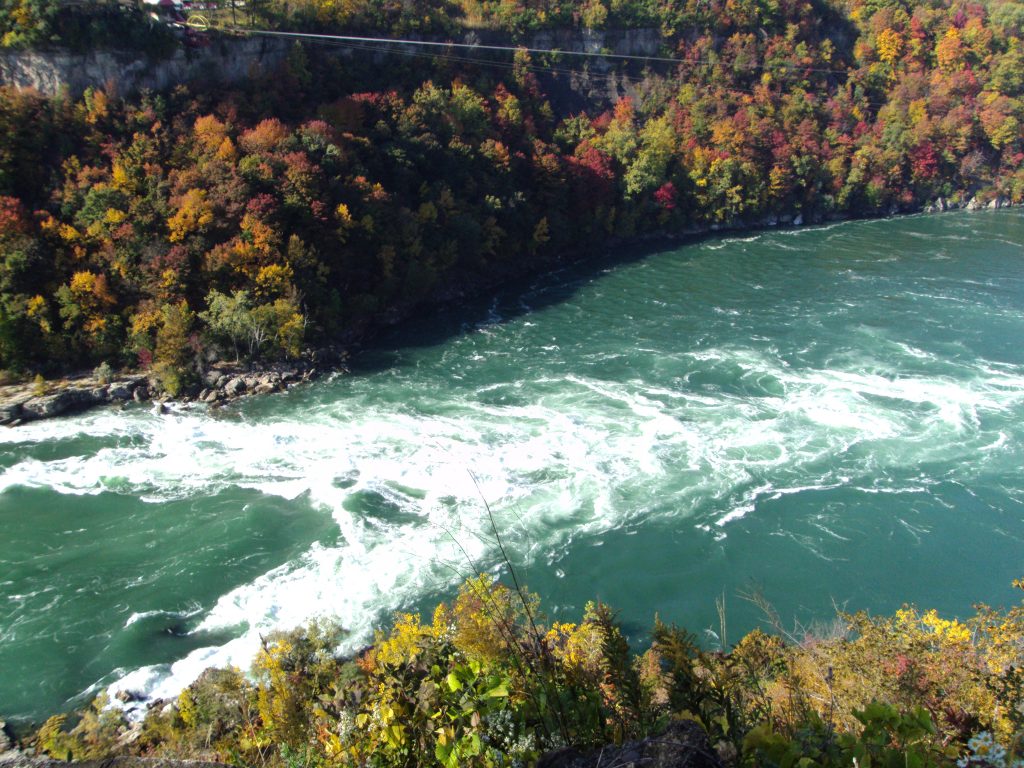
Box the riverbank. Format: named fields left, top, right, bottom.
left=1, top=197, right=1015, bottom=429
left=0, top=348, right=347, bottom=427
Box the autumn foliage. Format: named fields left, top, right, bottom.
left=30, top=575, right=1024, bottom=767
left=0, top=0, right=1022, bottom=383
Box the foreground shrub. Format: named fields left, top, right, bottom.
left=29, top=576, right=1024, bottom=768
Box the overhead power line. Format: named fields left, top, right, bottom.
left=214, top=25, right=899, bottom=110
left=228, top=27, right=688, bottom=64
left=225, top=26, right=872, bottom=77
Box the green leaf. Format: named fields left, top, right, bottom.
left=912, top=706, right=935, bottom=734
left=435, top=741, right=451, bottom=763
left=714, top=713, right=730, bottom=735
left=446, top=672, right=463, bottom=692
left=383, top=724, right=406, bottom=748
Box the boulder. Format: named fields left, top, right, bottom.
left=108, top=382, right=133, bottom=400
left=537, top=720, right=723, bottom=768
left=203, top=370, right=226, bottom=389
left=966, top=196, right=982, bottom=211
left=133, top=386, right=149, bottom=402
left=0, top=402, right=23, bottom=425
left=792, top=213, right=803, bottom=226
left=0, top=719, right=11, bottom=753
left=21, top=388, right=103, bottom=419
left=203, top=389, right=220, bottom=403
left=20, top=394, right=61, bottom=419
left=223, top=377, right=246, bottom=397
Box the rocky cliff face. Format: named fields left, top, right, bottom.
left=525, top=27, right=665, bottom=107
left=0, top=36, right=290, bottom=97
left=0, top=27, right=664, bottom=100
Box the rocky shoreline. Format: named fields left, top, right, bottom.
left=0, top=347, right=347, bottom=427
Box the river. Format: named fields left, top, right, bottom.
left=2, top=210, right=1023, bottom=724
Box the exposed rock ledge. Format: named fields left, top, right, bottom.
left=0, top=374, right=149, bottom=426
left=0, top=347, right=346, bottom=427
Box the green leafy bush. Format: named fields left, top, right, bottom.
left=31, top=577, right=1024, bottom=768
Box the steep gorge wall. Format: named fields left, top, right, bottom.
left=490, top=27, right=664, bottom=107
left=0, top=36, right=291, bottom=97
left=0, top=27, right=663, bottom=99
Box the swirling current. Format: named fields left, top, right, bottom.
left=2, top=210, right=1024, bottom=723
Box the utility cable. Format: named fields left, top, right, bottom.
left=225, top=26, right=688, bottom=64
left=216, top=24, right=913, bottom=80
left=246, top=31, right=898, bottom=112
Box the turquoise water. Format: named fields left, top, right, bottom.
left=3, top=210, right=1024, bottom=723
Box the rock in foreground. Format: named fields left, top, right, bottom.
left=538, top=721, right=724, bottom=768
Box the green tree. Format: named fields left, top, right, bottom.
left=201, top=289, right=253, bottom=362
left=624, top=114, right=677, bottom=198
left=153, top=300, right=196, bottom=397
